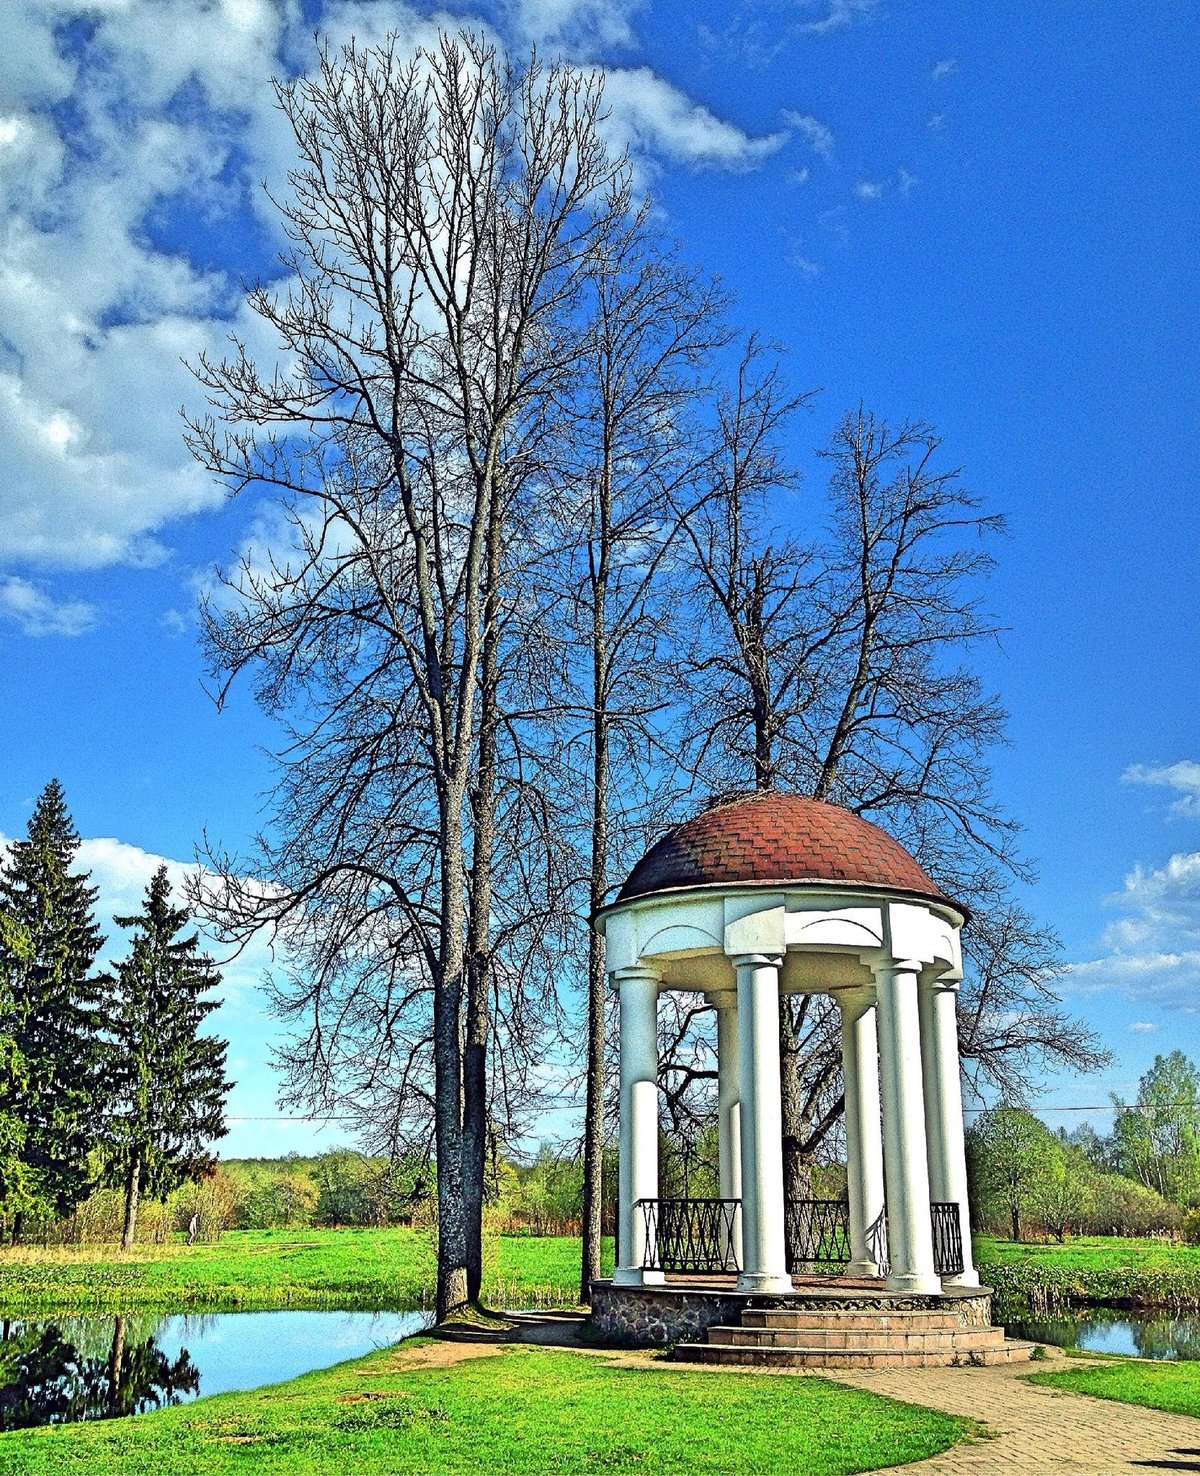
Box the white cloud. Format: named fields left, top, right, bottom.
left=602, top=67, right=787, bottom=171
left=1064, top=847, right=1200, bottom=1012
left=897, top=167, right=918, bottom=195
left=0, top=575, right=96, bottom=636
left=855, top=178, right=883, bottom=200
left=1, top=1, right=783, bottom=589
left=796, top=0, right=877, bottom=36
left=1123, top=760, right=1200, bottom=816
left=506, top=0, right=640, bottom=50
left=931, top=57, right=958, bottom=80
left=782, top=110, right=834, bottom=156
left=1129, top=1021, right=1157, bottom=1033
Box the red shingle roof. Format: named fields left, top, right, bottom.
left=617, top=792, right=957, bottom=911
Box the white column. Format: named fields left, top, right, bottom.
left=838, top=988, right=885, bottom=1278
left=873, top=961, right=940, bottom=1294
left=613, top=964, right=663, bottom=1286
left=919, top=976, right=980, bottom=1288
left=734, top=953, right=792, bottom=1293
left=714, top=993, right=743, bottom=1269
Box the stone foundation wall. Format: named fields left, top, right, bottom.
left=587, top=1280, right=994, bottom=1347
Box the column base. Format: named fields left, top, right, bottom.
left=735, top=1271, right=793, bottom=1294
left=886, top=1270, right=943, bottom=1295
left=940, top=1269, right=981, bottom=1290
left=846, top=1259, right=882, bottom=1279
left=612, top=1266, right=665, bottom=1287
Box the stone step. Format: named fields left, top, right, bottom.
left=708, top=1325, right=1009, bottom=1353
left=672, top=1340, right=1035, bottom=1370
left=741, top=1308, right=966, bottom=1331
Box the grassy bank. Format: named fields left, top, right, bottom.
left=1028, top=1359, right=1200, bottom=1420
left=0, top=1339, right=969, bottom=1475
left=975, top=1237, right=1200, bottom=1315
left=0, top=1230, right=610, bottom=1315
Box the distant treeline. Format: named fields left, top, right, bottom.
left=968, top=1052, right=1200, bottom=1243
left=29, top=1147, right=607, bottom=1244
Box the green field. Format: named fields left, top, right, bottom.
left=976, top=1237, right=1200, bottom=1271
left=0, top=1339, right=969, bottom=1475
left=0, top=1230, right=611, bottom=1315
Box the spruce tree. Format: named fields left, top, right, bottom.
left=0, top=780, right=104, bottom=1233
left=103, top=866, right=231, bottom=1247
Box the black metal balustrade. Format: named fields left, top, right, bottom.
left=635, top=1196, right=963, bottom=1279
left=785, top=1197, right=852, bottom=1271
left=930, top=1201, right=964, bottom=1276
left=867, top=1207, right=890, bottom=1276
left=637, top=1198, right=741, bottom=1274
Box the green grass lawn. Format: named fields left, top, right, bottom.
left=1028, top=1358, right=1200, bottom=1421
left=0, top=1230, right=612, bottom=1315
left=976, top=1237, right=1200, bottom=1271
left=0, top=1340, right=970, bottom=1475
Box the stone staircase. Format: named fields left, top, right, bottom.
left=672, top=1303, right=1035, bottom=1369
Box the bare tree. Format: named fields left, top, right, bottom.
left=679, top=389, right=1107, bottom=1223
left=542, top=223, right=726, bottom=1299
left=185, top=32, right=628, bottom=1319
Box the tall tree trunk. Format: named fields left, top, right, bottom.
left=779, top=997, right=814, bottom=1260
left=463, top=498, right=502, bottom=1305
left=580, top=701, right=609, bottom=1300
left=1010, top=1202, right=1021, bottom=1243
left=122, top=1152, right=141, bottom=1250
left=434, top=791, right=470, bottom=1322
left=581, top=430, right=613, bottom=1303
left=10, top=1212, right=22, bottom=1247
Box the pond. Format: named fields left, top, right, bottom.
left=0, top=1308, right=430, bottom=1430
left=1006, top=1307, right=1200, bottom=1361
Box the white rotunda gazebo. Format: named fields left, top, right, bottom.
left=596, top=791, right=980, bottom=1301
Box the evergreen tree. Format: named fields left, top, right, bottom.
left=103, top=866, right=231, bottom=1247
left=0, top=914, right=31, bottom=1214
left=0, top=780, right=105, bottom=1233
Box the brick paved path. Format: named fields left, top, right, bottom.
left=832, top=1357, right=1200, bottom=1474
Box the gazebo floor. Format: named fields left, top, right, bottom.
left=587, top=1275, right=1034, bottom=1368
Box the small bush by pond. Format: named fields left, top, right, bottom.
left=977, top=1237, right=1200, bottom=1319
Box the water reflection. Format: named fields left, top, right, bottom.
left=0, top=1308, right=428, bottom=1430
left=1008, top=1307, right=1200, bottom=1361
left=0, top=1316, right=199, bottom=1429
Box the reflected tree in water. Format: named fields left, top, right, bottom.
left=1132, top=1313, right=1200, bottom=1362
left=0, top=1316, right=199, bottom=1429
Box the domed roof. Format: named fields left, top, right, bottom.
left=616, top=791, right=960, bottom=914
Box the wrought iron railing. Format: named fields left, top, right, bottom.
left=635, top=1196, right=962, bottom=1279
left=785, top=1198, right=851, bottom=1271
left=867, top=1207, right=890, bottom=1276
left=637, top=1198, right=740, bottom=1274
left=930, top=1201, right=964, bottom=1276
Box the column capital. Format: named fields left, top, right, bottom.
left=868, top=956, right=925, bottom=982
left=834, top=986, right=876, bottom=1024
left=731, top=952, right=784, bottom=970
left=924, top=972, right=962, bottom=994
left=612, top=963, right=662, bottom=986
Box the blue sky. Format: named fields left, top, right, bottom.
left=1, top=0, right=1197, bottom=1156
